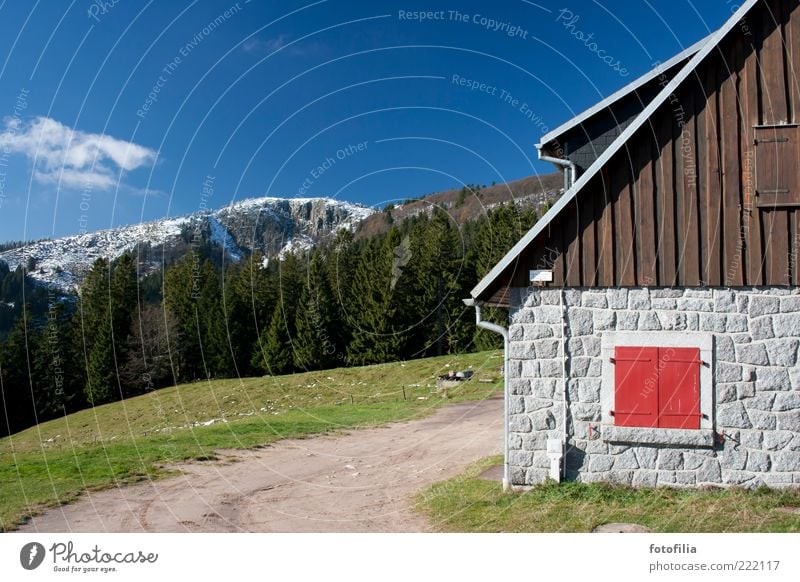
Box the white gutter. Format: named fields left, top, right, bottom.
left=464, top=298, right=510, bottom=492
left=536, top=144, right=576, bottom=191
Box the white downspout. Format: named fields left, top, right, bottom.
left=536, top=144, right=577, bottom=191
left=464, top=298, right=510, bottom=492
left=559, top=289, right=568, bottom=479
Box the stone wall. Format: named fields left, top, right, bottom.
left=507, top=287, right=800, bottom=488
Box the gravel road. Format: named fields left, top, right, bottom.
left=18, top=397, right=502, bottom=532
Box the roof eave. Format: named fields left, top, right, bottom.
left=471, top=0, right=760, bottom=301
left=536, top=33, right=713, bottom=152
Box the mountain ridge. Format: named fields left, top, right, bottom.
left=0, top=172, right=563, bottom=292
left=0, top=196, right=375, bottom=292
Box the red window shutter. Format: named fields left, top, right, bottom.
left=613, top=346, right=658, bottom=428
left=657, top=347, right=701, bottom=429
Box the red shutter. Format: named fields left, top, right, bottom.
left=657, top=347, right=701, bottom=429
left=613, top=346, right=658, bottom=427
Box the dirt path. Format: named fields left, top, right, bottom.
left=18, top=398, right=502, bottom=533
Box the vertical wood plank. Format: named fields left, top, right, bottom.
left=759, top=0, right=789, bottom=124
left=657, top=113, right=677, bottom=286
left=580, top=189, right=597, bottom=287
left=597, top=167, right=614, bottom=286
left=793, top=209, right=800, bottom=285
left=703, top=63, right=723, bottom=286
left=784, top=0, right=800, bottom=122
left=742, top=30, right=764, bottom=284
left=695, top=71, right=710, bottom=285
left=614, top=149, right=636, bottom=286
left=764, top=210, right=790, bottom=285
left=551, top=218, right=566, bottom=286
left=677, top=87, right=701, bottom=286
left=564, top=200, right=581, bottom=286
left=635, top=133, right=657, bottom=286
left=722, top=35, right=745, bottom=286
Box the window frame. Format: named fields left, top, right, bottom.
left=600, top=332, right=715, bottom=447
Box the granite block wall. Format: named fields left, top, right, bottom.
left=507, top=287, right=800, bottom=489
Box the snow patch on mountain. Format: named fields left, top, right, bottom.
left=0, top=197, right=375, bottom=292
left=208, top=215, right=243, bottom=262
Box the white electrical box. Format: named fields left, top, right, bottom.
left=529, top=270, right=554, bottom=283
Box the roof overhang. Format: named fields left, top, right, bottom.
left=536, top=33, right=712, bottom=152
left=471, top=0, right=761, bottom=303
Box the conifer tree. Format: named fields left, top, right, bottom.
left=33, top=301, right=82, bottom=417
left=0, top=306, right=38, bottom=436
left=164, top=255, right=204, bottom=380
left=85, top=315, right=117, bottom=404
left=347, top=229, right=403, bottom=365
left=293, top=251, right=338, bottom=370
left=196, top=261, right=235, bottom=379
left=326, top=230, right=356, bottom=355
left=251, top=253, right=302, bottom=375
left=253, top=304, right=293, bottom=375
left=109, top=253, right=138, bottom=392
left=224, top=252, right=275, bottom=376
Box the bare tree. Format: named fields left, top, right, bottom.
left=121, top=304, right=178, bottom=396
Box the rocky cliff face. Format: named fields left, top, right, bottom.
left=216, top=198, right=372, bottom=258
left=0, top=197, right=375, bottom=292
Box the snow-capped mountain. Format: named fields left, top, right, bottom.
left=0, top=197, right=376, bottom=292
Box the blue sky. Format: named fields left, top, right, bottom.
left=0, top=0, right=735, bottom=241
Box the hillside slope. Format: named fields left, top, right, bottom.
left=358, top=172, right=562, bottom=239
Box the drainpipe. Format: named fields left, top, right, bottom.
left=536, top=144, right=577, bottom=191
left=463, top=298, right=510, bottom=492
left=559, top=289, right=568, bottom=479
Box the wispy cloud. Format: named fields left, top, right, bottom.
left=242, top=34, right=289, bottom=54
left=241, top=34, right=322, bottom=57
left=0, top=116, right=156, bottom=190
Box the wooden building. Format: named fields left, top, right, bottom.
left=470, top=0, right=800, bottom=489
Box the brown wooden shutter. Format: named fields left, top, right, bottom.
left=755, top=125, right=800, bottom=207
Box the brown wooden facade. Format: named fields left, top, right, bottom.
left=486, top=0, right=800, bottom=304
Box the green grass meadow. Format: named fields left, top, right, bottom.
left=0, top=351, right=503, bottom=531
left=417, top=456, right=800, bottom=533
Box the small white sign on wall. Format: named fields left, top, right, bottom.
left=529, top=270, right=553, bottom=283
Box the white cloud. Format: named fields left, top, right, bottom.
left=242, top=35, right=288, bottom=54
left=0, top=116, right=156, bottom=190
